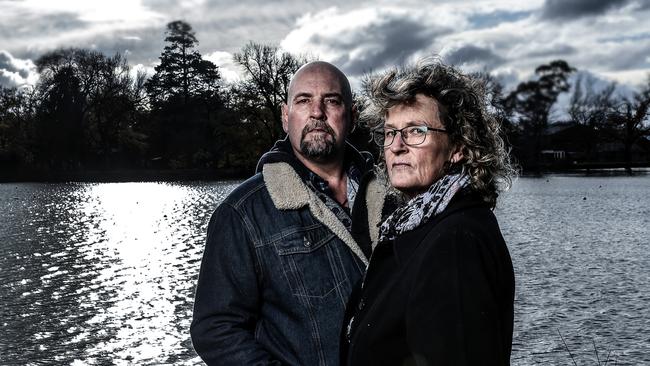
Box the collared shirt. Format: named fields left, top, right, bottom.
left=302, top=163, right=362, bottom=232
left=254, top=137, right=370, bottom=233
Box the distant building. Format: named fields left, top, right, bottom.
left=541, top=122, right=650, bottom=167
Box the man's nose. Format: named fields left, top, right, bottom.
left=310, top=100, right=325, bottom=119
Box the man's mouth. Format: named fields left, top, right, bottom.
left=302, top=121, right=334, bottom=139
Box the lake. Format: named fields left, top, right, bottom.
left=1, top=175, right=649, bottom=365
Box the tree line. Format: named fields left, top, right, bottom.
left=1, top=20, right=649, bottom=180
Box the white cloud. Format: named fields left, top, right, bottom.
left=129, top=63, right=155, bottom=83
left=0, top=50, right=39, bottom=88
left=600, top=69, right=650, bottom=88
left=203, top=51, right=242, bottom=83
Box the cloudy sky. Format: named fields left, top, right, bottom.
left=1, top=0, right=649, bottom=94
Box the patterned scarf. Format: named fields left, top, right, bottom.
left=378, top=169, right=470, bottom=243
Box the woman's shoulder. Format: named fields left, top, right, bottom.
left=436, top=191, right=499, bottom=230
left=414, top=192, right=506, bottom=253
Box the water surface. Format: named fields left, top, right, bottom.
left=1, top=176, right=648, bottom=365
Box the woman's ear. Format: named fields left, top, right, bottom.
left=450, top=144, right=464, bottom=163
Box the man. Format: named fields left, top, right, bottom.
left=191, top=61, right=385, bottom=366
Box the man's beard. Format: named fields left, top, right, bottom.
left=300, top=119, right=339, bottom=161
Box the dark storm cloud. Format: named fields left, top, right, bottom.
left=468, top=10, right=531, bottom=28
left=524, top=44, right=577, bottom=58
left=541, top=0, right=633, bottom=20
left=0, top=11, right=87, bottom=39
left=444, top=45, right=505, bottom=69
left=86, top=28, right=168, bottom=65
left=598, top=32, right=650, bottom=43
left=6, top=26, right=167, bottom=66
left=141, top=0, right=364, bottom=54
left=607, top=43, right=650, bottom=70
left=317, top=18, right=445, bottom=76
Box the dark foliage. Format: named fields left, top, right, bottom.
left=0, top=27, right=648, bottom=180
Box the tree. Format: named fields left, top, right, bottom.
left=507, top=60, right=575, bottom=170
left=232, top=42, right=309, bottom=146
left=34, top=48, right=147, bottom=171
left=568, top=74, right=617, bottom=164
left=146, top=20, right=221, bottom=107
left=605, top=77, right=650, bottom=174
left=145, top=20, right=224, bottom=169
left=0, top=87, right=37, bottom=170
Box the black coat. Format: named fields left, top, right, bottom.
left=343, top=191, right=515, bottom=366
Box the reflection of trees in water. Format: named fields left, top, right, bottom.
left=0, top=183, right=121, bottom=365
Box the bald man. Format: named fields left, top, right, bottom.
left=191, top=62, right=385, bottom=366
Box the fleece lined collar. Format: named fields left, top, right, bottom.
left=263, top=162, right=372, bottom=266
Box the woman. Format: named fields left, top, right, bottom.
left=343, top=59, right=516, bottom=366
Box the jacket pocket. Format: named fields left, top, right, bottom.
left=273, top=224, right=347, bottom=300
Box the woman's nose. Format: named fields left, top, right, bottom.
left=388, top=132, right=407, bottom=153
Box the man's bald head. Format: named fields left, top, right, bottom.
left=287, top=61, right=353, bottom=106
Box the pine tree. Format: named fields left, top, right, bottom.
left=146, top=20, right=220, bottom=107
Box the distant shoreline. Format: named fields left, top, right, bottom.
left=1, top=163, right=649, bottom=183
left=0, top=168, right=253, bottom=183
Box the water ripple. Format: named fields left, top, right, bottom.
left=1, top=177, right=648, bottom=365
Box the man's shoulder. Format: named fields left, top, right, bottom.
left=221, top=172, right=269, bottom=208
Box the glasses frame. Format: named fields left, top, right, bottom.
left=372, top=125, right=448, bottom=147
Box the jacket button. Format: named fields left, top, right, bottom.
left=358, top=299, right=365, bottom=310
left=303, top=237, right=311, bottom=247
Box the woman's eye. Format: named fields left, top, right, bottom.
left=385, top=130, right=396, bottom=138
left=409, top=127, right=427, bottom=135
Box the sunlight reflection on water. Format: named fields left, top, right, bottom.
left=1, top=176, right=649, bottom=365
left=0, top=181, right=239, bottom=365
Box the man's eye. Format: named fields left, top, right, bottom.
left=325, top=98, right=341, bottom=105
left=295, top=98, right=309, bottom=104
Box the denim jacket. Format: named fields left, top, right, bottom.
left=191, top=146, right=386, bottom=366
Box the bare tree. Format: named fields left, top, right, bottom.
left=233, top=42, right=310, bottom=145
left=506, top=60, right=575, bottom=170
left=568, top=74, right=617, bottom=164
left=605, top=76, right=650, bottom=174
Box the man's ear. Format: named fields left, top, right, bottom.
left=349, top=103, right=358, bottom=134
left=281, top=103, right=289, bottom=133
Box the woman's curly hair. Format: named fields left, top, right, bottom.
left=359, top=57, right=516, bottom=207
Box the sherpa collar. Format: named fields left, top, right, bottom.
left=263, top=162, right=371, bottom=266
